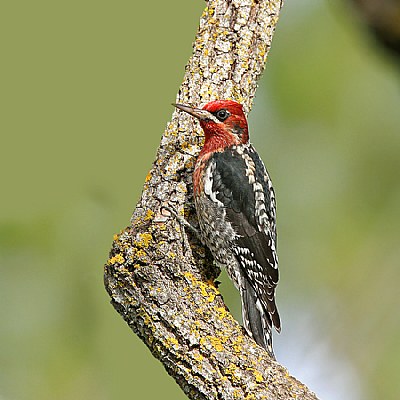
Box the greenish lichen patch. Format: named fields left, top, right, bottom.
left=135, top=232, right=153, bottom=248
left=184, top=272, right=219, bottom=303
left=200, top=335, right=224, bottom=352
left=107, top=253, right=125, bottom=266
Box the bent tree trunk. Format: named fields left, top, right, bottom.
left=104, top=1, right=318, bottom=399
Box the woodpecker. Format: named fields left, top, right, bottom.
left=174, top=100, right=281, bottom=358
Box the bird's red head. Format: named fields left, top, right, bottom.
left=174, top=100, right=249, bottom=154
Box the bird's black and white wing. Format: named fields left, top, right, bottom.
left=209, top=144, right=280, bottom=356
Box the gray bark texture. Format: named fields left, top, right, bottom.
left=104, top=1, right=319, bottom=399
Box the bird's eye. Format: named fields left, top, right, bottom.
left=215, top=109, right=230, bottom=121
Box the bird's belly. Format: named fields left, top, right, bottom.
left=194, top=194, right=241, bottom=288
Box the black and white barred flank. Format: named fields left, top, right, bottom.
left=194, top=142, right=281, bottom=358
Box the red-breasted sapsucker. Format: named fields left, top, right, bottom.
left=174, top=100, right=280, bottom=358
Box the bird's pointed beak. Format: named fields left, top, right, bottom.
left=173, top=103, right=212, bottom=121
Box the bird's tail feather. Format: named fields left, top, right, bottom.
left=241, top=279, right=275, bottom=359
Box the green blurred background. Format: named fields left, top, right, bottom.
left=1, top=1, right=400, bottom=399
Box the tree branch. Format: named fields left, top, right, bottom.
left=104, top=1, right=318, bottom=398
left=351, top=0, right=400, bottom=59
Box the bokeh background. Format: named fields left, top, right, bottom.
left=1, top=1, right=400, bottom=399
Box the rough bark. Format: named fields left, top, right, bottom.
left=104, top=1, right=318, bottom=399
